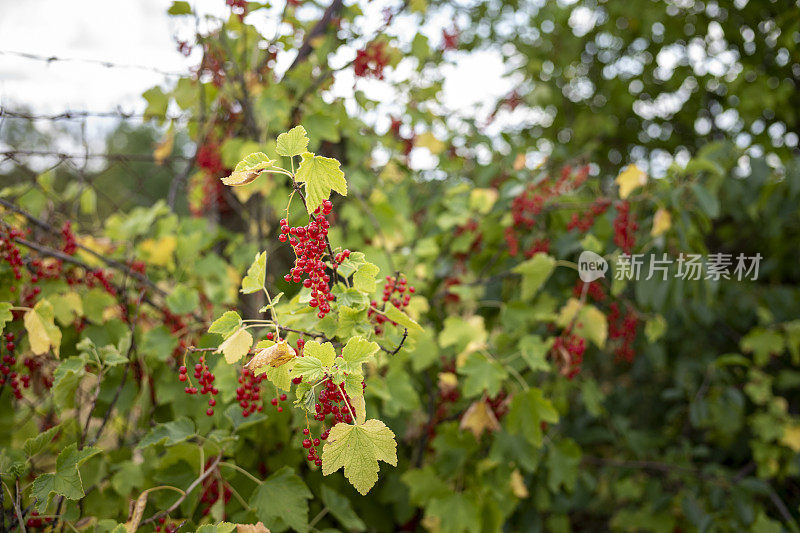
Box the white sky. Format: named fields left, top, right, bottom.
left=0, top=0, right=513, bottom=143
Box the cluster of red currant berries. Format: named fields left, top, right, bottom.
left=485, top=391, right=509, bottom=420
left=60, top=221, right=78, bottom=255
left=551, top=331, right=586, bottom=379
left=178, top=355, right=218, bottom=416
left=1, top=227, right=25, bottom=280
left=613, top=201, right=638, bottom=254
left=368, top=275, right=414, bottom=335
left=505, top=165, right=590, bottom=257
left=0, top=333, right=27, bottom=399
left=301, top=426, right=326, bottom=467
left=279, top=201, right=336, bottom=318
left=573, top=280, right=607, bottom=303
left=354, top=42, right=390, bottom=79
left=442, top=27, right=459, bottom=50
left=608, top=302, right=638, bottom=363
left=424, top=358, right=460, bottom=441
left=567, top=198, right=611, bottom=233
left=237, top=368, right=267, bottom=417
left=25, top=511, right=54, bottom=529
left=199, top=459, right=230, bottom=517
left=299, top=376, right=362, bottom=467
left=225, top=0, right=248, bottom=16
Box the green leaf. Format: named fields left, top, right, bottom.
left=276, top=125, right=310, bottom=157
left=137, top=417, right=196, bottom=448
left=425, top=493, right=481, bottom=533
left=291, top=355, right=325, bottom=382
left=458, top=353, right=507, bottom=398
left=241, top=251, right=267, bottom=294
left=80, top=187, right=97, bottom=214
left=167, top=0, right=192, bottom=14
left=439, top=316, right=487, bottom=352
left=258, top=292, right=284, bottom=313
left=209, top=311, right=243, bottom=339
left=401, top=466, right=451, bottom=505
left=546, top=438, right=582, bottom=492
left=690, top=183, right=720, bottom=218
left=343, top=373, right=365, bottom=398
left=512, top=253, right=556, bottom=299
left=294, top=152, right=347, bottom=214
left=383, top=303, right=423, bottom=333
left=82, top=289, right=116, bottom=323
left=337, top=305, right=370, bottom=338
left=32, top=444, right=101, bottom=512
left=645, top=314, right=667, bottom=342
left=166, top=285, right=200, bottom=315
left=222, top=153, right=276, bottom=186
left=256, top=359, right=295, bottom=392
left=0, top=447, right=27, bottom=477
left=24, top=424, right=61, bottom=457
left=50, top=292, right=83, bottom=326
left=336, top=251, right=367, bottom=278
left=352, top=262, right=380, bottom=292
left=332, top=286, right=369, bottom=308
left=0, top=302, right=12, bottom=334
left=518, top=335, right=553, bottom=373
left=249, top=466, right=312, bottom=533
left=110, top=461, right=145, bottom=497
left=52, top=357, right=87, bottom=410
left=341, top=336, right=379, bottom=374
left=741, top=328, right=785, bottom=366
left=303, top=340, right=336, bottom=366
left=321, top=419, right=397, bottom=495
left=319, top=485, right=367, bottom=530
left=506, top=388, right=559, bottom=447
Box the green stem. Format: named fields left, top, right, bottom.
left=218, top=462, right=263, bottom=485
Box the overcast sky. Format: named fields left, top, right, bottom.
left=0, top=0, right=513, bottom=143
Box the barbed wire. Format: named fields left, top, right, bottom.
left=0, top=50, right=187, bottom=77
left=0, top=149, right=192, bottom=163
left=0, top=108, right=195, bottom=122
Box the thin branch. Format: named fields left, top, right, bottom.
left=284, top=0, right=345, bottom=74
left=0, top=199, right=166, bottom=296
left=380, top=328, right=408, bottom=355
left=140, top=454, right=223, bottom=525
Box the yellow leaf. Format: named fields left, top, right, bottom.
left=76, top=236, right=114, bottom=267
left=469, top=188, right=498, bottom=214
left=781, top=424, right=800, bottom=452
left=237, top=523, right=270, bottom=533
left=459, top=399, right=500, bottom=438
left=615, top=164, right=647, bottom=199
left=351, top=395, right=367, bottom=425
left=438, top=372, right=458, bottom=394
left=24, top=300, right=61, bottom=357
left=153, top=130, right=174, bottom=165
left=513, top=153, right=527, bottom=170
left=245, top=340, right=296, bottom=369
left=509, top=469, right=529, bottom=498
left=651, top=208, right=672, bottom=237
left=555, top=298, right=582, bottom=328
left=216, top=327, right=253, bottom=364
left=415, top=132, right=446, bottom=155
left=139, top=236, right=177, bottom=269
